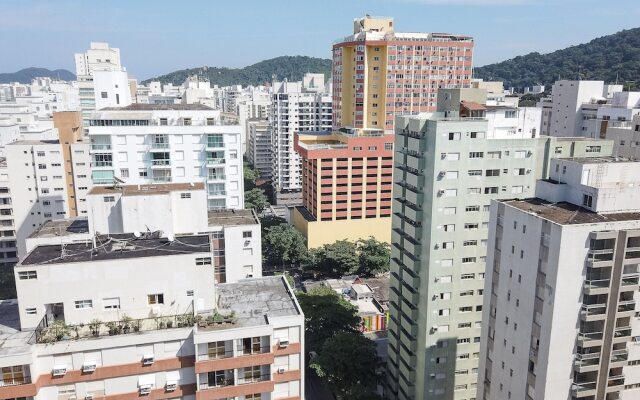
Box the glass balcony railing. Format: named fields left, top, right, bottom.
left=151, top=159, right=171, bottom=166
left=207, top=175, right=226, bottom=180
left=206, top=159, right=226, bottom=165
left=91, top=161, right=113, bottom=167
left=581, top=303, right=607, bottom=318
left=151, top=142, right=169, bottom=149
left=90, top=144, right=111, bottom=151
left=584, top=279, right=610, bottom=290
left=572, top=381, right=597, bottom=394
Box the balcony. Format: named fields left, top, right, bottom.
left=616, top=300, right=635, bottom=317
left=90, top=144, right=111, bottom=151
left=606, top=375, right=625, bottom=393
left=152, top=175, right=172, bottom=183
left=151, top=159, right=171, bottom=168
left=619, top=275, right=639, bottom=292
left=196, top=376, right=274, bottom=400
left=208, top=191, right=227, bottom=197
left=583, top=279, right=610, bottom=295
left=613, top=326, right=632, bottom=343
left=571, top=381, right=597, bottom=398
left=195, top=348, right=273, bottom=373
left=574, top=351, right=601, bottom=373
left=610, top=349, right=629, bottom=367
left=206, top=158, right=226, bottom=166
left=207, top=174, right=226, bottom=181
left=150, top=142, right=170, bottom=151
left=90, top=161, right=113, bottom=168
left=580, top=303, right=607, bottom=321
left=577, top=331, right=604, bottom=347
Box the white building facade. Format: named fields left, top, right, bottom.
left=87, top=104, right=244, bottom=210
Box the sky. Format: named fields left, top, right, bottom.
left=1, top=0, right=639, bottom=80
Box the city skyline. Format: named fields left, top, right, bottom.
left=1, top=0, right=639, bottom=79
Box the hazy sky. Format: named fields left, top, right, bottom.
left=1, top=0, right=639, bottom=80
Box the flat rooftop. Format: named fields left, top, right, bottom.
left=9, top=139, right=59, bottom=146
left=503, top=198, right=640, bottom=225
left=100, top=103, right=213, bottom=111
left=207, top=209, right=259, bottom=226
left=21, top=234, right=211, bottom=265
left=560, top=156, right=633, bottom=165
left=28, top=217, right=89, bottom=238
left=88, top=182, right=205, bottom=196
left=0, top=300, right=33, bottom=356
left=214, top=276, right=300, bottom=328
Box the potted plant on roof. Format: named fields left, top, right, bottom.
left=89, top=319, right=101, bottom=337
left=121, top=315, right=132, bottom=333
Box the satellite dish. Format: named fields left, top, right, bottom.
left=133, top=231, right=141, bottom=238
left=167, top=234, right=175, bottom=242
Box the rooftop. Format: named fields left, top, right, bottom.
left=560, top=156, right=633, bottom=165
left=9, top=139, right=59, bottom=146
left=0, top=300, right=32, bottom=356
left=88, top=182, right=205, bottom=197
left=207, top=209, right=259, bottom=226
left=213, top=276, right=300, bottom=328
left=503, top=198, right=640, bottom=225
left=100, top=103, right=213, bottom=111
left=28, top=217, right=89, bottom=239
left=21, top=234, right=211, bottom=265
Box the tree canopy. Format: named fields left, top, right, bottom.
left=312, top=240, right=360, bottom=278
left=143, top=56, right=332, bottom=87
left=357, top=237, right=391, bottom=277
left=262, top=223, right=309, bottom=267
left=297, top=286, right=361, bottom=352
left=244, top=188, right=269, bottom=214
left=475, top=28, right=640, bottom=90
left=310, top=331, right=381, bottom=399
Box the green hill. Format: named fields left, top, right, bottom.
left=143, top=56, right=332, bottom=86
left=474, top=28, right=640, bottom=90
left=0, top=67, right=75, bottom=84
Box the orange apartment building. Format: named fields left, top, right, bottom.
left=332, top=16, right=474, bottom=132
left=293, top=127, right=393, bottom=247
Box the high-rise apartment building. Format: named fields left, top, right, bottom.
left=386, top=108, right=612, bottom=400
left=292, top=127, right=394, bottom=248
left=332, top=16, right=474, bottom=132
left=270, top=74, right=332, bottom=206
left=87, top=104, right=244, bottom=210
left=607, top=114, right=640, bottom=159
left=75, top=42, right=132, bottom=130
left=479, top=157, right=640, bottom=400
left=247, top=118, right=273, bottom=180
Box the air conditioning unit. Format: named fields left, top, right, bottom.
left=139, top=384, right=152, bottom=395
left=165, top=381, right=178, bottom=392
left=438, top=171, right=445, bottom=177
left=142, top=354, right=155, bottom=366
left=52, top=365, right=67, bottom=377
left=85, top=394, right=94, bottom=400
left=430, top=373, right=436, bottom=378
left=277, top=367, right=286, bottom=374
left=246, top=274, right=253, bottom=278
left=278, top=340, right=290, bottom=348
left=244, top=240, right=251, bottom=246
left=82, top=361, right=97, bottom=373
left=437, top=190, right=445, bottom=195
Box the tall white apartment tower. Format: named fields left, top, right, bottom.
left=270, top=73, right=332, bottom=205
left=479, top=157, right=640, bottom=400
left=75, top=42, right=132, bottom=131
left=386, top=99, right=613, bottom=400
left=88, top=104, right=244, bottom=210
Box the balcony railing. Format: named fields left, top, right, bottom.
left=207, top=175, right=226, bottom=181
left=572, top=381, right=597, bottom=394
left=151, top=159, right=171, bottom=166
left=90, top=144, right=111, bottom=151
left=91, top=161, right=113, bottom=167
left=0, top=376, right=31, bottom=387
left=152, top=176, right=172, bottom=183
left=151, top=142, right=169, bottom=149
left=208, top=191, right=227, bottom=196
left=206, top=159, right=226, bottom=165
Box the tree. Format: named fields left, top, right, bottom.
left=263, top=224, right=308, bottom=268
left=314, top=240, right=359, bottom=278
left=243, top=161, right=260, bottom=190
left=357, top=237, right=391, bottom=277
left=297, top=286, right=360, bottom=352
left=244, top=188, right=269, bottom=214
left=310, top=331, right=380, bottom=399
left=259, top=215, right=287, bottom=234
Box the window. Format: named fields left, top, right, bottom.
left=463, top=240, right=477, bottom=247
left=583, top=194, right=593, bottom=207
left=103, top=297, right=120, bottom=309
left=444, top=189, right=457, bottom=197
left=443, top=224, right=455, bottom=232
left=514, top=168, right=526, bottom=176
left=445, top=171, right=458, bottom=179
left=459, top=322, right=472, bottom=328
left=18, top=270, right=37, bottom=280
left=147, top=294, right=164, bottom=305
left=487, top=151, right=502, bottom=159
left=448, top=132, right=461, bottom=140
left=468, top=169, right=482, bottom=176
left=243, top=231, right=252, bottom=238
left=196, top=257, right=212, bottom=266
left=505, top=110, right=517, bottom=118
left=484, top=187, right=498, bottom=194
left=101, top=91, right=108, bottom=98
left=469, top=152, right=483, bottom=159
left=467, top=188, right=481, bottom=195
left=180, top=193, right=191, bottom=199
left=25, top=308, right=37, bottom=315
left=103, top=196, right=115, bottom=203
left=462, top=257, right=476, bottom=263
left=75, top=299, right=93, bottom=309
left=461, top=273, right=475, bottom=280
left=384, top=143, right=393, bottom=150
left=485, top=169, right=500, bottom=177
left=139, top=168, right=148, bottom=178
left=514, top=150, right=527, bottom=159
left=512, top=186, right=524, bottom=194
left=443, top=207, right=456, bottom=215
left=207, top=341, right=227, bottom=359
left=442, top=242, right=454, bottom=249
left=465, top=205, right=480, bottom=212
left=445, top=152, right=460, bottom=161
left=585, top=145, right=601, bottom=153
